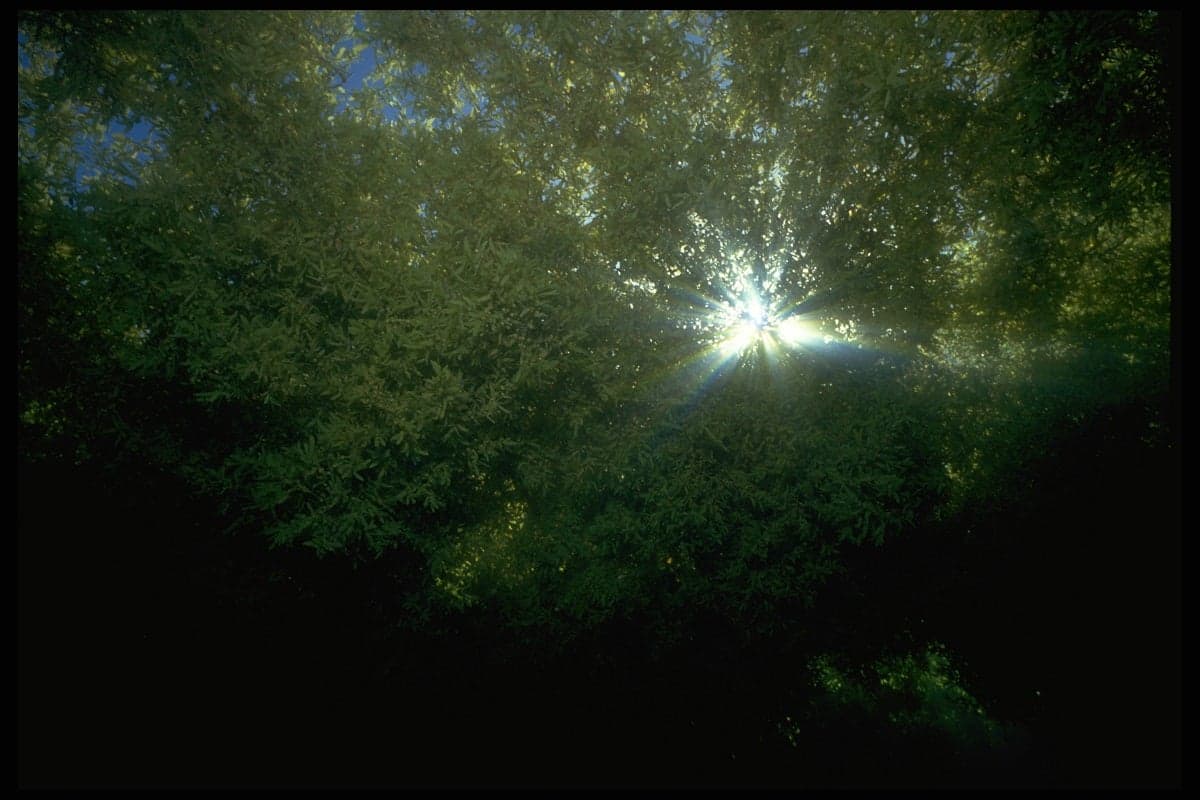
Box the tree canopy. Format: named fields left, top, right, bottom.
left=18, top=10, right=1176, bottom=787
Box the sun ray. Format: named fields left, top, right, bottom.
left=615, top=243, right=873, bottom=433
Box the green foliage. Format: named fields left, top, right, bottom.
left=796, top=644, right=1020, bottom=757
left=18, top=11, right=1170, bottom=652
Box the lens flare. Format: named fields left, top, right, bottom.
left=717, top=292, right=823, bottom=355
left=775, top=315, right=823, bottom=346
left=721, top=318, right=762, bottom=354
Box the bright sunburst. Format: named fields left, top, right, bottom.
left=633, top=242, right=839, bottom=415
left=700, top=245, right=831, bottom=359
left=718, top=290, right=824, bottom=355
left=719, top=292, right=769, bottom=354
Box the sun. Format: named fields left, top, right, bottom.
left=718, top=291, right=823, bottom=355
left=719, top=294, right=770, bottom=354
left=654, top=249, right=835, bottom=408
